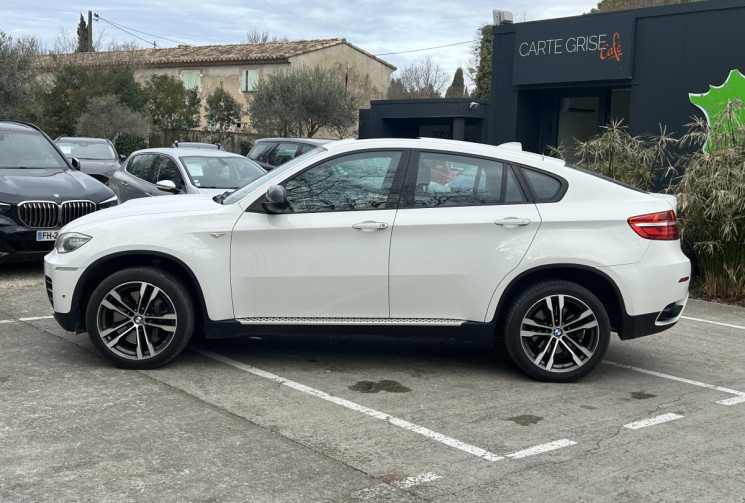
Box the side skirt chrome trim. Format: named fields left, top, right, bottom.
left=236, top=317, right=467, bottom=326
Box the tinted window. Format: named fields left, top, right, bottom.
left=521, top=168, right=564, bottom=202
left=413, top=152, right=526, bottom=207
left=268, top=142, right=301, bottom=166
left=153, top=155, right=184, bottom=191
left=247, top=142, right=274, bottom=161
left=283, top=151, right=402, bottom=213
left=127, top=154, right=156, bottom=181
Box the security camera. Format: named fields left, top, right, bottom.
left=469, top=102, right=479, bottom=110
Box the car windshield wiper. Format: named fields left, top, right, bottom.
left=213, top=191, right=232, bottom=204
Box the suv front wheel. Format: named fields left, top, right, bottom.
left=85, top=267, right=195, bottom=369
left=503, top=280, right=610, bottom=382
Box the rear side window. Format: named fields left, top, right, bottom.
left=411, top=152, right=527, bottom=208
left=519, top=167, right=566, bottom=203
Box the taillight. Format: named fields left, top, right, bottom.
left=628, top=210, right=680, bottom=240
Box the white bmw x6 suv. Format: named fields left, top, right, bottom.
left=44, top=138, right=690, bottom=382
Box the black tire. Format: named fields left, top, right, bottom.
left=85, top=267, right=195, bottom=369
left=503, top=280, right=610, bottom=383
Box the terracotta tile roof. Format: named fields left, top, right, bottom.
left=37, top=38, right=395, bottom=70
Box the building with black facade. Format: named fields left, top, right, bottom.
left=359, top=0, right=745, bottom=154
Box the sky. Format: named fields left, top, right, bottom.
left=3, top=0, right=599, bottom=88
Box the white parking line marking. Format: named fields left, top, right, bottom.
left=193, top=347, right=505, bottom=462
left=604, top=360, right=745, bottom=405
left=505, top=439, right=577, bottom=459
left=351, top=472, right=442, bottom=500
left=0, top=315, right=54, bottom=324
left=397, top=472, right=442, bottom=489
left=624, top=413, right=684, bottom=430
left=682, top=316, right=745, bottom=331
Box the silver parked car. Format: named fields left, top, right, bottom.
left=109, top=147, right=266, bottom=203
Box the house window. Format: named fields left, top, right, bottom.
left=181, top=70, right=200, bottom=92
left=242, top=69, right=260, bottom=92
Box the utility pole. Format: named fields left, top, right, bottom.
left=87, top=10, right=93, bottom=52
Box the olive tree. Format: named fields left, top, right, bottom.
left=142, top=74, right=200, bottom=145
left=205, top=82, right=244, bottom=133
left=0, top=31, right=42, bottom=120
left=249, top=65, right=359, bottom=138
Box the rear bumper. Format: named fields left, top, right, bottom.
left=618, top=294, right=688, bottom=340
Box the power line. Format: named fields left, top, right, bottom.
left=376, top=40, right=476, bottom=56
left=93, top=13, right=190, bottom=48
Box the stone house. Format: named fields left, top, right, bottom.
left=37, top=39, right=396, bottom=134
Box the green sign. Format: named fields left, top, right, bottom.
left=689, top=69, right=745, bottom=152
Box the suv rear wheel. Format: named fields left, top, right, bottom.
left=503, top=280, right=610, bottom=382
left=85, top=267, right=195, bottom=369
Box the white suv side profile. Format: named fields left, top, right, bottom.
left=44, top=138, right=690, bottom=382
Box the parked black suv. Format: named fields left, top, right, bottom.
left=247, top=138, right=331, bottom=170
left=0, top=121, right=118, bottom=263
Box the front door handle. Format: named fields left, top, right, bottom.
left=352, top=221, right=389, bottom=231
left=494, top=218, right=531, bottom=228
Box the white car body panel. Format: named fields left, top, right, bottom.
left=230, top=209, right=395, bottom=318
left=389, top=204, right=541, bottom=321
left=45, top=195, right=240, bottom=320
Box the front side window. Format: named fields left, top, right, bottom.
left=152, top=155, right=184, bottom=191
left=127, top=154, right=157, bottom=181
left=413, top=152, right=526, bottom=208
left=283, top=151, right=402, bottom=213
left=268, top=142, right=301, bottom=166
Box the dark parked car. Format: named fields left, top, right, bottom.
left=109, top=147, right=265, bottom=203
left=0, top=121, right=118, bottom=263
left=55, top=136, right=124, bottom=184
left=247, top=138, right=331, bottom=170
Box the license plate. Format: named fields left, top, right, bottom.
left=36, top=230, right=58, bottom=242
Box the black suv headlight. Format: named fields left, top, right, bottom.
left=0, top=202, right=10, bottom=215
left=98, top=195, right=119, bottom=209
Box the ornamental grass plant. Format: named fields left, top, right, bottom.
left=670, top=101, right=745, bottom=303
left=554, top=108, right=745, bottom=304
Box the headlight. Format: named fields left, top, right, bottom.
left=55, top=232, right=92, bottom=253
left=98, top=195, right=119, bottom=209
left=0, top=202, right=10, bottom=215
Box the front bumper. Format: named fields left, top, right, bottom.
left=0, top=220, right=57, bottom=263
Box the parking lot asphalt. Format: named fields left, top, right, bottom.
left=1, top=262, right=745, bottom=502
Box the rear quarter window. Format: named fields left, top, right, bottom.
left=518, top=166, right=567, bottom=203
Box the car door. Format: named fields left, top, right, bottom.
left=388, top=151, right=542, bottom=322
left=110, top=153, right=157, bottom=202
left=151, top=154, right=187, bottom=194
left=230, top=150, right=407, bottom=319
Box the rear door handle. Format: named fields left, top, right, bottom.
left=352, top=221, right=389, bottom=231
left=494, top=218, right=531, bottom=228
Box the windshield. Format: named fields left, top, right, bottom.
left=180, top=155, right=266, bottom=189
left=222, top=146, right=327, bottom=204
left=0, top=131, right=69, bottom=169
left=56, top=140, right=117, bottom=160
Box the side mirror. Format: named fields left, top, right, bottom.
left=119, top=154, right=126, bottom=161
left=156, top=180, right=180, bottom=193
left=262, top=185, right=289, bottom=213
left=71, top=157, right=81, bottom=170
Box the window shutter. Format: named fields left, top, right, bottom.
left=242, top=69, right=260, bottom=92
